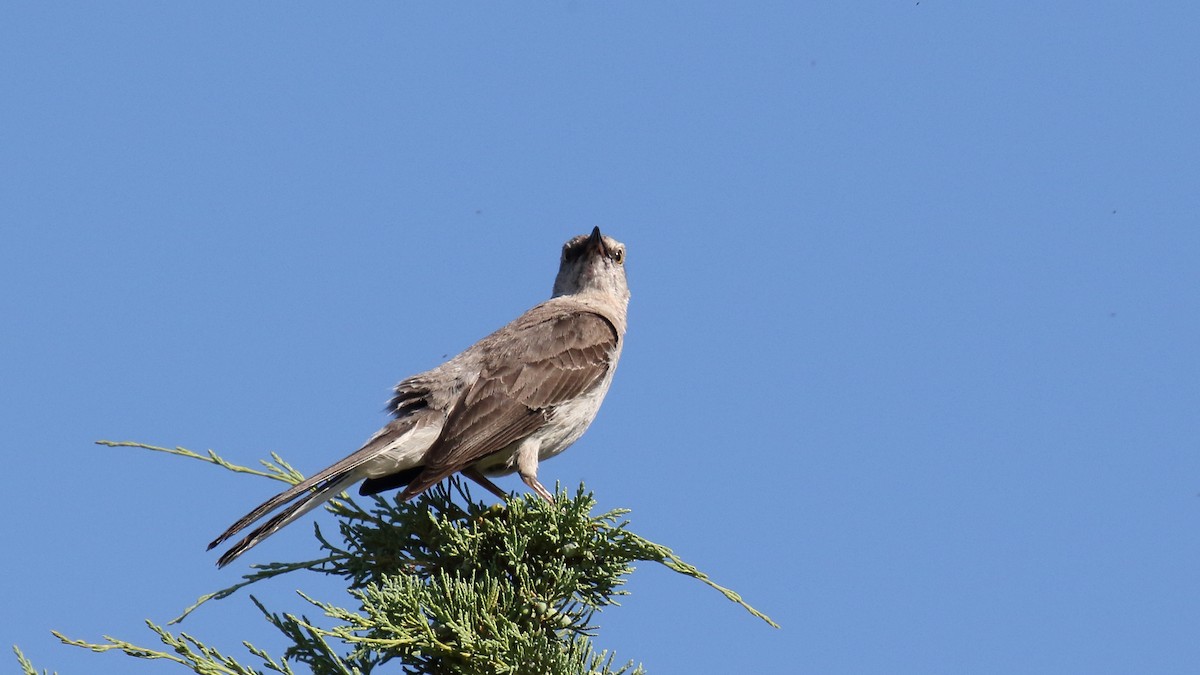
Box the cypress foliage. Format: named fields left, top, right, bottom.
left=18, top=442, right=776, bottom=674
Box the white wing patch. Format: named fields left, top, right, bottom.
left=362, top=423, right=443, bottom=478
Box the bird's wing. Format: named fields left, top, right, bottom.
left=208, top=406, right=441, bottom=552
left=399, top=309, right=619, bottom=499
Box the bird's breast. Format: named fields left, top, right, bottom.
left=534, top=367, right=616, bottom=460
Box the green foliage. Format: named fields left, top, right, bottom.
left=19, top=442, right=776, bottom=674
left=52, top=621, right=295, bottom=675
left=12, top=646, right=54, bottom=675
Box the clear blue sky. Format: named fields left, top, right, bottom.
left=3, top=3, right=1198, bottom=673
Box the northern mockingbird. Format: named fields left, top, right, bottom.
left=209, top=227, right=629, bottom=567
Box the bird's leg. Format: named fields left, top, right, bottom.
left=516, top=443, right=555, bottom=503
left=460, top=467, right=511, bottom=502
left=521, top=474, right=555, bottom=503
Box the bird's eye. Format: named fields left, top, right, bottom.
left=612, top=248, right=625, bottom=264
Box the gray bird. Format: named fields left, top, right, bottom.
left=209, top=228, right=629, bottom=567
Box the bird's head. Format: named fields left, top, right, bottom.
left=552, top=227, right=629, bottom=303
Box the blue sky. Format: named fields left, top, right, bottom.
left=3, top=3, right=1198, bottom=673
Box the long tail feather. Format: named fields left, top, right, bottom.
left=208, top=468, right=349, bottom=551
left=215, top=472, right=359, bottom=567
left=208, top=410, right=440, bottom=564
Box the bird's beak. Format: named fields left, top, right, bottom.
left=588, top=226, right=607, bottom=255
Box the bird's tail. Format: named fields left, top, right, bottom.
left=210, top=471, right=359, bottom=567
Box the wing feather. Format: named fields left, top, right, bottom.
left=399, top=309, right=618, bottom=499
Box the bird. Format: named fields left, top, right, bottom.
left=208, top=227, right=630, bottom=567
